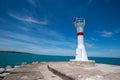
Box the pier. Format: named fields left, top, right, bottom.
left=0, top=62, right=120, bottom=80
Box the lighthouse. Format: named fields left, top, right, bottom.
left=73, top=16, right=88, bottom=61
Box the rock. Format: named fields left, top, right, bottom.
left=0, top=78, right=3, bottom=80
left=32, top=62, right=35, bottom=64
left=0, top=68, right=5, bottom=74
left=14, top=65, right=20, bottom=68
left=42, top=62, right=46, bottom=63
left=6, top=66, right=13, bottom=72
left=32, top=61, right=39, bottom=64
left=21, top=62, right=27, bottom=65
left=0, top=73, right=9, bottom=78
left=6, top=66, right=12, bottom=69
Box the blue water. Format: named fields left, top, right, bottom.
left=0, top=52, right=120, bottom=68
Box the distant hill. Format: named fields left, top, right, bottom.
left=0, top=51, right=31, bottom=54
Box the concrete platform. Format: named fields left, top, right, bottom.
left=3, top=63, right=62, bottom=80
left=69, top=60, right=95, bottom=67
left=2, top=62, right=120, bottom=80
left=48, top=62, right=120, bottom=80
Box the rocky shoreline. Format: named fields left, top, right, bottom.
left=0, top=62, right=120, bottom=80
left=0, top=62, right=38, bottom=80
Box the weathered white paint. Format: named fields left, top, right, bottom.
left=73, top=17, right=88, bottom=61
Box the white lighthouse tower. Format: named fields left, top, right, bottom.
left=73, top=16, right=88, bottom=61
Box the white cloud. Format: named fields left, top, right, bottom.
left=8, top=13, right=48, bottom=25
left=100, top=31, right=113, bottom=38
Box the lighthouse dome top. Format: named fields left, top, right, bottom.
left=73, top=16, right=85, bottom=27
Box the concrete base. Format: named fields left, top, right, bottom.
left=69, top=60, right=95, bottom=67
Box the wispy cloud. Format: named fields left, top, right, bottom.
left=109, top=49, right=120, bottom=53
left=19, top=26, right=30, bottom=31
left=97, top=29, right=120, bottom=40
left=8, top=13, right=48, bottom=25
left=0, top=30, right=76, bottom=55
left=36, top=27, right=66, bottom=41
left=114, top=29, right=120, bottom=34
left=90, top=37, right=98, bottom=41
left=88, top=0, right=93, bottom=5
left=0, top=36, right=75, bottom=56
left=100, top=31, right=113, bottom=38
left=85, top=42, right=96, bottom=48
left=27, top=0, right=37, bottom=6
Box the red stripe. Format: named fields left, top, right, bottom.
left=77, top=32, right=84, bottom=36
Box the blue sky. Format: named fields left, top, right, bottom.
left=0, top=0, right=120, bottom=57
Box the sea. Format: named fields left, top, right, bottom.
left=0, top=52, right=120, bottom=68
